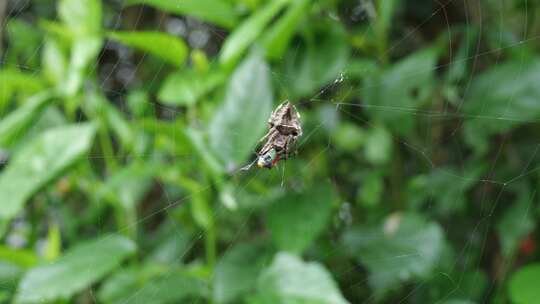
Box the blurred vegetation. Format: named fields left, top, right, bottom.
left=1, top=0, right=540, bottom=303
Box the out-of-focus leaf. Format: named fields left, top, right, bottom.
left=0, top=124, right=96, bottom=224
left=342, top=213, right=444, bottom=298
left=158, top=69, right=226, bottom=106
left=496, top=194, right=535, bottom=257
left=97, top=161, right=154, bottom=209
left=107, top=31, right=188, bottom=67
left=214, top=243, right=270, bottom=304
left=99, top=265, right=206, bottom=304
left=125, top=0, right=238, bottom=29
left=364, top=125, right=392, bottom=165
left=446, top=28, right=479, bottom=85
left=185, top=128, right=224, bottom=176
left=509, top=263, right=540, bottom=304
left=42, top=38, right=67, bottom=86
left=260, top=0, right=310, bottom=60
left=219, top=0, right=290, bottom=66
left=44, top=224, right=61, bottom=261
left=256, top=252, right=349, bottom=304
left=6, top=19, right=42, bottom=68
left=266, top=183, right=335, bottom=253
left=15, top=234, right=136, bottom=303
left=0, top=262, right=22, bottom=290
left=209, top=51, right=273, bottom=170
left=283, top=22, right=350, bottom=97
left=0, top=92, right=53, bottom=148
left=332, top=122, right=366, bottom=152
left=0, top=246, right=38, bottom=268
left=407, top=165, right=484, bottom=215
left=58, top=0, right=101, bottom=36
left=62, top=37, right=102, bottom=97
left=0, top=70, right=44, bottom=111
left=463, top=59, right=540, bottom=154
left=363, top=48, right=437, bottom=136
left=357, top=171, right=383, bottom=207
left=148, top=231, right=191, bottom=264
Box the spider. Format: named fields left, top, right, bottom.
left=242, top=101, right=302, bottom=170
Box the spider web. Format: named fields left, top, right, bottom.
left=1, top=0, right=538, bottom=303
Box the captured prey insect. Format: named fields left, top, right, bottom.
left=242, top=101, right=303, bottom=170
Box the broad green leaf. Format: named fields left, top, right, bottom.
left=0, top=92, right=53, bottom=148
left=509, top=263, right=540, bottom=304
left=98, top=266, right=206, bottom=304
left=219, top=0, right=290, bottom=66
left=363, top=48, right=437, bottom=136
left=256, top=252, right=349, bottom=304
left=260, top=0, right=311, bottom=60
left=283, top=22, right=350, bottom=97
left=209, top=51, right=273, bottom=170
left=107, top=31, right=188, bottom=67
left=463, top=59, right=540, bottom=154
left=266, top=183, right=335, bottom=253
left=342, top=213, right=444, bottom=298
left=58, top=0, right=101, bottom=36
left=125, top=0, right=238, bottom=29
left=0, top=124, right=96, bottom=223
left=186, top=128, right=224, bottom=175
left=214, top=243, right=270, bottom=303
left=15, top=234, right=135, bottom=303
left=158, top=69, right=226, bottom=106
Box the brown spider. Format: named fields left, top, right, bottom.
left=242, top=101, right=302, bottom=170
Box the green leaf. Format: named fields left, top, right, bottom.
left=214, top=243, right=270, bottom=303
left=283, top=22, right=350, bottom=97
left=158, top=69, right=226, bottom=106
left=99, top=266, right=206, bottom=304
left=219, top=0, right=290, bottom=66
left=0, top=92, right=53, bottom=148
left=62, top=37, right=103, bottom=97
left=0, top=70, right=44, bottom=111
left=58, top=0, right=101, bottom=35
left=209, top=51, right=273, bottom=170
left=15, top=234, right=135, bottom=303
left=463, top=59, right=540, bottom=153
left=342, top=213, right=444, bottom=298
left=42, top=38, right=68, bottom=86
left=0, top=246, right=38, bottom=268
left=509, top=263, right=540, bottom=304
left=496, top=194, right=535, bottom=257
left=363, top=48, right=437, bottom=136
left=122, top=271, right=206, bottom=304
left=107, top=31, right=188, bottom=67
left=260, top=0, right=311, bottom=60
left=125, top=0, right=238, bottom=29
left=266, top=183, right=335, bottom=253
left=0, top=123, right=96, bottom=223
left=97, top=161, right=154, bottom=209
left=363, top=125, right=392, bottom=165
left=256, top=252, right=349, bottom=304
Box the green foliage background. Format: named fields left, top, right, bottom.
left=1, top=0, right=540, bottom=303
